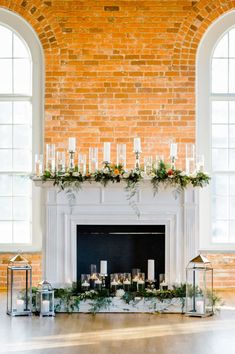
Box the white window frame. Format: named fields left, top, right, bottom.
left=197, top=10, right=235, bottom=251
left=0, top=8, right=44, bottom=251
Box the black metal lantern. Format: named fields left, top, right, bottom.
left=7, top=252, right=32, bottom=316
left=36, top=280, right=55, bottom=317
left=185, top=254, right=213, bottom=317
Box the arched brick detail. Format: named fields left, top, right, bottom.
left=174, top=0, right=235, bottom=64
left=0, top=0, right=65, bottom=51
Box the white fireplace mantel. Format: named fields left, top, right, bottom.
left=36, top=180, right=199, bottom=287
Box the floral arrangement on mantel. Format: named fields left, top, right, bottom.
left=31, top=283, right=221, bottom=315
left=38, top=160, right=210, bottom=197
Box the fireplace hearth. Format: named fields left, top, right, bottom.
left=77, top=225, right=165, bottom=285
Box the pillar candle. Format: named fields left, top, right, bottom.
left=100, top=260, right=107, bottom=275
left=134, top=137, right=141, bottom=152
left=41, top=300, right=50, bottom=313
left=68, top=137, right=76, bottom=152
left=147, top=259, right=155, bottom=281
left=170, top=143, right=177, bottom=158
left=103, top=142, right=111, bottom=163
left=16, top=299, right=24, bottom=312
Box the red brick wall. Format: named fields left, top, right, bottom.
left=0, top=253, right=42, bottom=290
left=0, top=0, right=235, bottom=289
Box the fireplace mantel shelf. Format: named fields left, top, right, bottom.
left=36, top=177, right=199, bottom=287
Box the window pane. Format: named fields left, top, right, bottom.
left=212, top=125, right=228, bottom=148
left=212, top=101, right=228, bottom=124
left=212, top=149, right=228, bottom=170
left=229, top=149, right=235, bottom=169
left=230, top=197, right=235, bottom=219
left=0, top=197, right=12, bottom=220
left=13, top=150, right=31, bottom=172
left=0, top=125, right=12, bottom=148
left=0, top=59, right=12, bottom=93
left=212, top=58, right=228, bottom=93
left=13, top=59, right=31, bottom=95
left=229, top=28, right=235, bottom=57
left=229, top=221, right=235, bottom=242
left=13, top=176, right=31, bottom=196
left=229, top=102, right=235, bottom=124
left=0, top=222, right=12, bottom=243
left=13, top=221, right=31, bottom=243
left=0, top=102, right=12, bottom=124
left=13, top=34, right=29, bottom=58
left=212, top=174, right=228, bottom=196
left=213, top=33, right=228, bottom=58
left=230, top=176, right=235, bottom=195
left=212, top=196, right=228, bottom=219
left=13, top=197, right=30, bottom=220
left=229, top=125, right=235, bottom=148
left=0, top=175, right=12, bottom=196
left=229, top=59, right=235, bottom=93
left=13, top=101, right=32, bottom=125
left=13, top=125, right=31, bottom=149
left=0, top=26, right=12, bottom=58
left=212, top=220, right=228, bottom=242
left=0, top=150, right=12, bottom=171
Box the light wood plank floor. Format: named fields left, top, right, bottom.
left=0, top=291, right=235, bottom=354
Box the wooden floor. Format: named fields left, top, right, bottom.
left=0, top=292, right=235, bottom=354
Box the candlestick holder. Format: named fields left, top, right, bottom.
left=69, top=150, right=75, bottom=171
left=100, top=274, right=108, bottom=289
left=134, top=151, right=141, bottom=169
left=146, top=279, right=156, bottom=290
left=170, top=156, right=176, bottom=170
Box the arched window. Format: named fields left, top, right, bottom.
left=197, top=11, right=235, bottom=250
left=0, top=9, right=43, bottom=251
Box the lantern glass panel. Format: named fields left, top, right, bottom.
left=7, top=266, right=32, bottom=316
left=186, top=257, right=213, bottom=317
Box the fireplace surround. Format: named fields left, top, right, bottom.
left=36, top=181, right=199, bottom=287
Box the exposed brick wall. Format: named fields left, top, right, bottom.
left=0, top=0, right=234, bottom=288
left=205, top=254, right=235, bottom=290
left=0, top=253, right=42, bottom=290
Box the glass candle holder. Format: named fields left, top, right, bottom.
left=78, top=153, right=86, bottom=175
left=185, top=143, right=195, bottom=174
left=144, top=156, right=153, bottom=175
left=117, top=144, right=126, bottom=168
left=159, top=273, right=168, bottom=290
left=132, top=268, right=141, bottom=291
left=137, top=273, right=145, bottom=292
left=94, top=274, right=102, bottom=292
left=110, top=273, right=119, bottom=293
left=90, top=264, right=98, bottom=289
left=196, top=154, right=205, bottom=172
left=35, top=154, right=43, bottom=176
left=123, top=273, right=131, bottom=291
left=117, top=273, right=124, bottom=289
left=81, top=274, right=90, bottom=291
left=89, top=147, right=98, bottom=173
left=56, top=151, right=66, bottom=173
left=46, top=144, right=56, bottom=172
left=170, top=143, right=178, bottom=170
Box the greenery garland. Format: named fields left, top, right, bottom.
left=38, top=161, right=210, bottom=198
left=31, top=282, right=222, bottom=315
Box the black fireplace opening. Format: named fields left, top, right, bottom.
left=77, top=224, right=165, bottom=285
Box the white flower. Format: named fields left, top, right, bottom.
left=180, top=171, right=186, bottom=176
left=64, top=173, right=70, bottom=177
left=140, top=171, right=146, bottom=178
left=123, top=172, right=130, bottom=178
left=115, top=289, right=125, bottom=298
left=149, top=172, right=156, bottom=178
left=103, top=167, right=109, bottom=174
left=72, top=172, right=79, bottom=177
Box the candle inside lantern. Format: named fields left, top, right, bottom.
left=196, top=300, right=204, bottom=313
left=82, top=281, right=90, bottom=287
left=16, top=299, right=24, bottom=312
left=41, top=300, right=50, bottom=313
left=147, top=259, right=155, bottom=281
left=100, top=260, right=107, bottom=275
left=103, top=142, right=111, bottom=163
left=170, top=143, right=177, bottom=158
left=134, top=137, right=141, bottom=152
left=68, top=137, right=76, bottom=152
left=160, top=281, right=168, bottom=291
